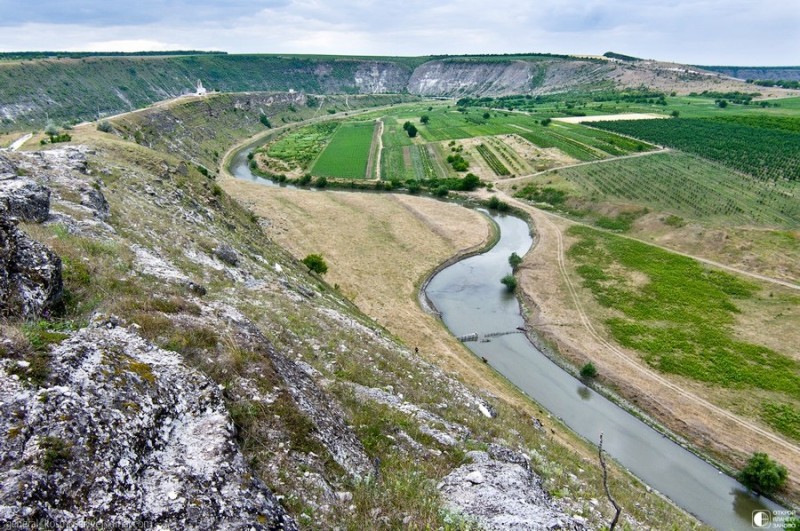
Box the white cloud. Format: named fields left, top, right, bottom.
left=0, top=0, right=797, bottom=64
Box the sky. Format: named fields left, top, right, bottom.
left=0, top=0, right=798, bottom=65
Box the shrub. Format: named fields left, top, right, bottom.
left=508, top=252, right=522, bottom=271
left=302, top=254, right=328, bottom=275
left=433, top=186, right=449, bottom=197
left=259, top=114, right=271, bottom=128
left=315, top=176, right=328, bottom=188
left=501, top=274, right=517, bottom=292
left=580, top=362, right=598, bottom=378
left=541, top=118, right=552, bottom=126
left=737, top=452, right=787, bottom=494
left=406, top=124, right=418, bottom=138
left=420, top=115, right=430, bottom=124
left=97, top=120, right=113, bottom=133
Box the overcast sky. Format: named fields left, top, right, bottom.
left=0, top=0, right=798, bottom=65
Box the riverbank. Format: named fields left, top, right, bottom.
left=505, top=196, right=800, bottom=506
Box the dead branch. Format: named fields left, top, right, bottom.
left=599, top=433, right=622, bottom=531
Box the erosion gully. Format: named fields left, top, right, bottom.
left=230, top=145, right=788, bottom=531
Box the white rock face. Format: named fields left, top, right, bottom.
left=0, top=317, right=296, bottom=530
left=439, top=445, right=587, bottom=530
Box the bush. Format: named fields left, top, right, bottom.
left=433, top=186, right=449, bottom=197
left=738, top=452, right=787, bottom=495
left=406, top=124, right=418, bottom=138
left=501, top=274, right=517, bottom=292
left=580, top=362, right=598, bottom=378
left=302, top=254, right=328, bottom=275
left=259, top=114, right=271, bottom=128
left=541, top=118, right=552, bottom=126
left=508, top=252, right=522, bottom=271
left=97, top=120, right=113, bottom=133
left=315, top=176, right=328, bottom=188
left=420, top=115, right=430, bottom=124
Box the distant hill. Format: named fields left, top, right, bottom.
left=700, top=66, right=800, bottom=81
left=0, top=52, right=792, bottom=131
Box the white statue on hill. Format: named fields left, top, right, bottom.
left=195, top=80, right=207, bottom=96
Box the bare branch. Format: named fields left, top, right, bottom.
left=599, top=433, right=622, bottom=531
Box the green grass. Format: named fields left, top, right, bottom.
left=567, top=225, right=800, bottom=400
left=311, top=121, right=376, bottom=179
left=761, top=402, right=800, bottom=441
left=552, top=151, right=800, bottom=227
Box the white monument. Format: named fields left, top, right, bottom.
left=195, top=80, right=207, bottom=96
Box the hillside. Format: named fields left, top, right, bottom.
left=2, top=52, right=794, bottom=132
left=0, top=92, right=707, bottom=529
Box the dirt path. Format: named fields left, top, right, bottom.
left=503, top=195, right=800, bottom=495
left=496, top=147, right=671, bottom=185
left=368, top=119, right=384, bottom=181
left=537, top=207, right=798, bottom=291
left=8, top=133, right=32, bottom=151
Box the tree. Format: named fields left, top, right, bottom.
left=259, top=114, right=271, bottom=128
left=315, top=176, right=328, bottom=188
left=97, top=120, right=113, bottom=133
left=420, top=115, right=430, bottom=125
left=406, top=124, right=418, bottom=138
left=44, top=121, right=59, bottom=137
left=541, top=118, right=552, bottom=126
left=460, top=173, right=480, bottom=191
left=483, top=112, right=491, bottom=119
left=508, top=252, right=522, bottom=271
left=403, top=121, right=412, bottom=131
left=670, top=110, right=680, bottom=118
left=500, top=274, right=517, bottom=292
left=717, top=99, right=728, bottom=108
left=580, top=362, right=598, bottom=378
left=738, top=452, right=787, bottom=495
left=302, top=254, right=328, bottom=275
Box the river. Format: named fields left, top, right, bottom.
left=229, top=146, right=789, bottom=531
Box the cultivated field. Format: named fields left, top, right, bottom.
left=515, top=151, right=800, bottom=227
left=311, top=121, right=376, bottom=179
left=594, top=118, right=800, bottom=181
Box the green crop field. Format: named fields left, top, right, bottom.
left=567, top=225, right=800, bottom=438
left=265, top=121, right=339, bottom=168
left=549, top=151, right=800, bottom=227
left=311, top=121, right=376, bottom=179
left=593, top=118, right=800, bottom=181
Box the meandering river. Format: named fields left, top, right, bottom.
left=229, top=146, right=788, bottom=531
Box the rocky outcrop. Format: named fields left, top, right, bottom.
left=0, top=178, right=50, bottom=223
left=439, top=444, right=587, bottom=530
left=408, top=60, right=541, bottom=97
left=0, top=317, right=296, bottom=530
left=0, top=214, right=62, bottom=318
